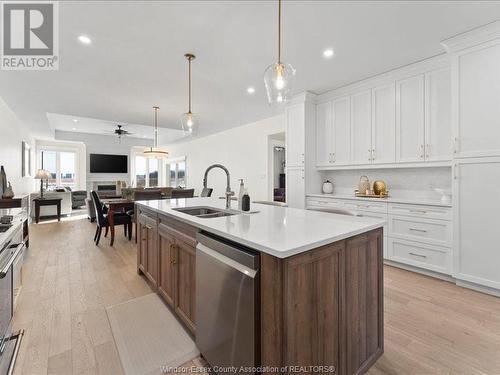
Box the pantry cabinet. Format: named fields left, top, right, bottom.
left=453, top=158, right=500, bottom=290
left=286, top=104, right=305, bottom=167
left=453, top=41, right=500, bottom=158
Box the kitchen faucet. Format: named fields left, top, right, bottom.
left=203, top=164, right=234, bottom=209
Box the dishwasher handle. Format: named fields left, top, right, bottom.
left=197, top=243, right=258, bottom=279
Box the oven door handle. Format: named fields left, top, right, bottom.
left=0, top=243, right=24, bottom=279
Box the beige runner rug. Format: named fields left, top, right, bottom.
left=106, top=293, right=199, bottom=375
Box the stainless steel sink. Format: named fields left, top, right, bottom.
left=173, top=206, right=237, bottom=218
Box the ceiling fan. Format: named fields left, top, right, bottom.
left=104, top=124, right=133, bottom=143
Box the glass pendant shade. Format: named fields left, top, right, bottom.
left=264, top=62, right=296, bottom=105
left=181, top=111, right=198, bottom=137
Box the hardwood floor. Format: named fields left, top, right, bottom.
left=12, top=218, right=152, bottom=375
left=12, top=218, right=500, bottom=375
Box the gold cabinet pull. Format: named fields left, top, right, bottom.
left=169, top=244, right=177, bottom=264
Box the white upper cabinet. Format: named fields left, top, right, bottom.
left=315, top=97, right=351, bottom=167
left=351, top=90, right=372, bottom=165
left=396, top=75, right=426, bottom=163
left=371, top=83, right=396, bottom=164
left=332, top=97, right=351, bottom=165
left=425, top=67, right=452, bottom=161
left=316, top=102, right=333, bottom=167
left=286, top=104, right=305, bottom=167
left=455, top=42, right=500, bottom=158
left=314, top=56, right=452, bottom=170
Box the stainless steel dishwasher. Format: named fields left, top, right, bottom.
left=196, top=232, right=260, bottom=372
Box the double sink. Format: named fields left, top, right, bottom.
left=173, top=206, right=237, bottom=219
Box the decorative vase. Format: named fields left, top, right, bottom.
left=373, top=180, right=387, bottom=196
left=358, top=175, right=370, bottom=195
left=0, top=166, right=6, bottom=198
left=322, top=180, right=334, bottom=194
left=2, top=182, right=14, bottom=199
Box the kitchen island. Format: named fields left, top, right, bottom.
left=135, top=197, right=385, bottom=375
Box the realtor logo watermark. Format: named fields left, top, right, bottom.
left=1, top=1, right=59, bottom=70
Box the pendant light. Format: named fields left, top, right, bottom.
left=144, top=106, right=168, bottom=158
left=181, top=53, right=198, bottom=136
left=264, top=0, right=295, bottom=105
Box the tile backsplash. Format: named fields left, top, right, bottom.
left=322, top=167, right=452, bottom=201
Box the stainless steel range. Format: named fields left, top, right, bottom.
left=0, top=218, right=25, bottom=375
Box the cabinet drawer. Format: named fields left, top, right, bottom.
left=388, top=203, right=451, bottom=220
left=388, top=238, right=451, bottom=274
left=306, top=197, right=345, bottom=210
left=341, top=199, right=387, bottom=213
left=389, top=215, right=452, bottom=247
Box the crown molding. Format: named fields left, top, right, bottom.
left=441, top=20, right=500, bottom=52
left=288, top=91, right=318, bottom=106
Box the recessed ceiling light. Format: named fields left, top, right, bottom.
left=72, top=118, right=78, bottom=123
left=323, top=48, right=334, bottom=59
left=247, top=87, right=255, bottom=94
left=78, top=35, right=92, bottom=45
left=72, top=127, right=76, bottom=130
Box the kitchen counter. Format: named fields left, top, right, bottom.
left=136, top=197, right=385, bottom=258
left=307, top=192, right=452, bottom=207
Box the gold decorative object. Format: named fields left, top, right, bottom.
left=373, top=180, right=387, bottom=196
left=358, top=175, right=370, bottom=195
left=355, top=190, right=389, bottom=198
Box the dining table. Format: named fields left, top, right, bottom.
left=101, top=198, right=135, bottom=246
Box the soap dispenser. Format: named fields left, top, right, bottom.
left=242, top=189, right=250, bottom=212
left=238, top=179, right=245, bottom=210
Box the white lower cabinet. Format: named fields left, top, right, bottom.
left=388, top=238, right=452, bottom=274
left=454, top=158, right=500, bottom=290
left=306, top=195, right=453, bottom=275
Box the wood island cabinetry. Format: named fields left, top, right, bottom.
left=136, top=204, right=384, bottom=374
left=137, top=206, right=197, bottom=335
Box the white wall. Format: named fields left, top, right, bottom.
left=164, top=115, right=285, bottom=201
left=0, top=97, right=36, bottom=195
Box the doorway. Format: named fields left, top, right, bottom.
left=268, top=132, right=286, bottom=202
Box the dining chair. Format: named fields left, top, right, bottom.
left=171, top=188, right=195, bottom=198
left=91, top=191, right=132, bottom=245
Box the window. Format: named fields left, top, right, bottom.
left=40, top=150, right=77, bottom=189
left=167, top=159, right=186, bottom=188
left=134, top=155, right=160, bottom=188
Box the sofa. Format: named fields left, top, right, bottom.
left=30, top=191, right=73, bottom=218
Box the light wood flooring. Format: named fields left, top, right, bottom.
left=12, top=218, right=500, bottom=375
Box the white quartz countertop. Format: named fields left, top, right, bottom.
left=136, top=198, right=385, bottom=258
left=306, top=193, right=452, bottom=207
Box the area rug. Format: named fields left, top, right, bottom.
left=106, top=293, right=199, bottom=375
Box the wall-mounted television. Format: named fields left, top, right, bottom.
left=89, top=153, right=128, bottom=173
